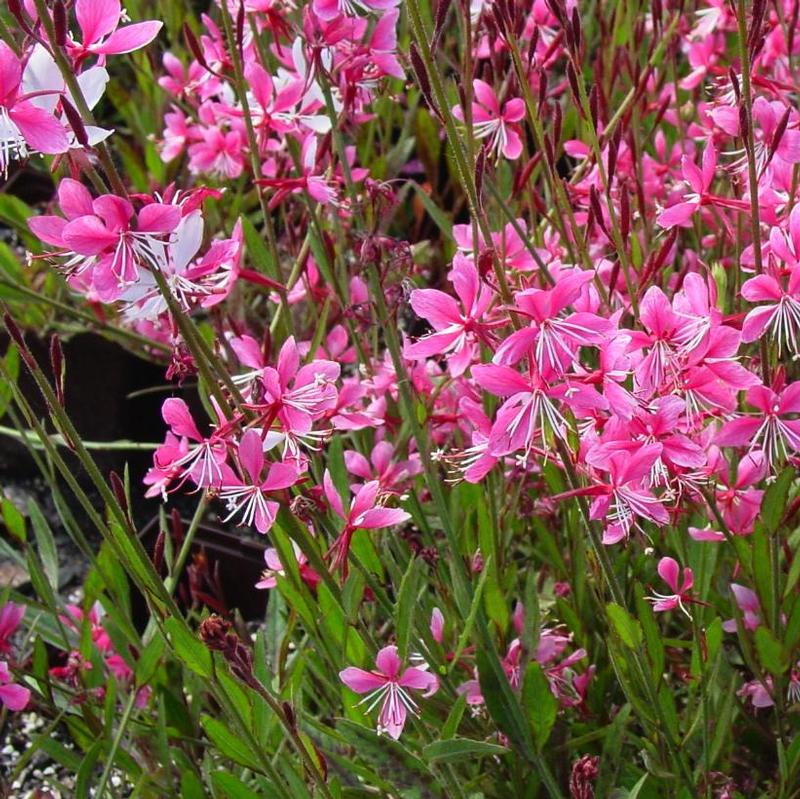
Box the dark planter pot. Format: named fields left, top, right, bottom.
left=136, top=516, right=268, bottom=626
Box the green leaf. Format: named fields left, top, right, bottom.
left=476, top=639, right=534, bottom=758
left=754, top=626, right=789, bottom=676
left=410, top=181, right=453, bottom=240
left=0, top=195, right=38, bottom=249
left=135, top=633, right=165, bottom=686
left=627, top=773, right=649, bottom=798
left=241, top=216, right=279, bottom=280
left=441, top=693, right=467, bottom=740
left=395, top=556, right=421, bottom=660
left=636, top=591, right=664, bottom=682
left=606, top=603, right=643, bottom=650
left=596, top=704, right=631, bottom=795
left=752, top=525, right=775, bottom=626
left=763, top=468, right=793, bottom=533
left=201, top=715, right=263, bottom=772
left=705, top=617, right=723, bottom=664
left=164, top=617, right=212, bottom=678
left=785, top=595, right=800, bottom=651
left=325, top=436, right=350, bottom=508
left=28, top=500, right=59, bottom=589
left=0, top=343, right=19, bottom=419
left=1, top=497, right=26, bottom=543
left=521, top=662, right=558, bottom=750
left=449, top=562, right=490, bottom=673
left=423, top=738, right=509, bottom=763
left=415, top=108, right=442, bottom=181
left=26, top=548, right=57, bottom=609
left=180, top=770, right=205, bottom=799
left=212, top=772, right=271, bottom=799
left=75, top=740, right=104, bottom=799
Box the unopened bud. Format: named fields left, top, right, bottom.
left=53, top=0, right=67, bottom=46
left=61, top=97, right=89, bottom=148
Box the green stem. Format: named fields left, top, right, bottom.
left=735, top=0, right=770, bottom=385
left=0, top=425, right=159, bottom=450
left=0, top=277, right=170, bottom=353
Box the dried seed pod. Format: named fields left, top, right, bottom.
left=475, top=145, right=487, bottom=211
left=570, top=6, right=581, bottom=54
left=589, top=85, right=599, bottom=130
left=409, top=44, right=441, bottom=122
left=552, top=101, right=562, bottom=149
left=729, top=68, right=741, bottom=103
left=60, top=97, right=89, bottom=148
left=49, top=335, right=65, bottom=408
left=53, top=0, right=67, bottom=46
left=566, top=62, right=583, bottom=116
left=153, top=530, right=166, bottom=574
left=620, top=189, right=631, bottom=243
left=109, top=471, right=129, bottom=517
left=738, top=104, right=749, bottom=141
left=236, top=0, right=245, bottom=49
left=767, top=106, right=791, bottom=164
left=431, top=0, right=450, bottom=54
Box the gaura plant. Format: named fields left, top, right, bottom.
left=0, top=0, right=800, bottom=796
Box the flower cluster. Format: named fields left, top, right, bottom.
left=9, top=0, right=800, bottom=788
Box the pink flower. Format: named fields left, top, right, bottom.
left=245, top=63, right=330, bottom=144
left=0, top=660, right=30, bottom=711
left=312, top=0, right=399, bottom=22
left=188, top=127, right=246, bottom=179
left=453, top=219, right=536, bottom=272
left=454, top=80, right=525, bottom=160
left=716, top=382, right=800, bottom=466
left=739, top=678, right=774, bottom=709
left=646, top=557, right=694, bottom=618
left=36, top=186, right=182, bottom=300
left=61, top=602, right=112, bottom=653
left=679, top=36, right=722, bottom=90
left=493, top=270, right=610, bottom=373
left=339, top=645, right=438, bottom=740
left=255, top=336, right=341, bottom=457
left=219, top=430, right=299, bottom=534
left=0, top=603, right=24, bottom=655
left=597, top=396, right=706, bottom=487
left=324, top=471, right=410, bottom=573
left=67, top=0, right=162, bottom=62
left=404, top=256, right=495, bottom=376
left=154, top=398, right=227, bottom=490
left=750, top=98, right=800, bottom=170
left=158, top=52, right=204, bottom=97
left=472, top=363, right=569, bottom=459
left=708, top=448, right=765, bottom=535
left=627, top=286, right=691, bottom=392
left=585, top=443, right=670, bottom=544
left=741, top=264, right=800, bottom=356
left=256, top=542, right=320, bottom=590
left=457, top=673, right=485, bottom=707
left=160, top=106, right=191, bottom=162
left=105, top=653, right=133, bottom=681
left=655, top=145, right=747, bottom=229
left=430, top=608, right=444, bottom=643
left=723, top=583, right=762, bottom=633
left=448, top=397, right=499, bottom=483
left=656, top=146, right=717, bottom=228
left=0, top=42, right=69, bottom=175
left=343, top=440, right=420, bottom=493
